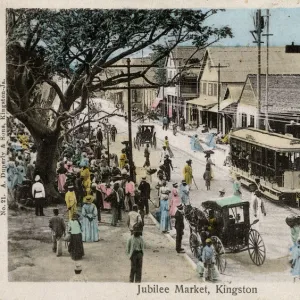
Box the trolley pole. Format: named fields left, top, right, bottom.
left=127, top=58, right=134, bottom=180
left=107, top=127, right=110, bottom=167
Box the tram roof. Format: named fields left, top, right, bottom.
left=202, top=195, right=248, bottom=210
left=230, top=128, right=300, bottom=152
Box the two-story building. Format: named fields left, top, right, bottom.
left=104, top=57, right=157, bottom=113
left=157, top=46, right=205, bottom=121
left=187, top=46, right=300, bottom=134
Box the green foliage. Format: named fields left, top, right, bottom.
left=6, top=8, right=232, bottom=136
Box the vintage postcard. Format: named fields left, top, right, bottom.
left=1, top=0, right=300, bottom=299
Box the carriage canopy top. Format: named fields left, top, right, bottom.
left=202, top=195, right=248, bottom=210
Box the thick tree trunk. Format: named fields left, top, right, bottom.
left=34, top=133, right=62, bottom=204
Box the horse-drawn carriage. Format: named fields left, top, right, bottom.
left=133, top=125, right=157, bottom=150
left=185, top=195, right=266, bottom=274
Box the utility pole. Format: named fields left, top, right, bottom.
left=262, top=9, right=273, bottom=131
left=211, top=63, right=227, bottom=132
left=126, top=58, right=134, bottom=180
left=102, top=61, right=159, bottom=181
left=251, top=9, right=264, bottom=129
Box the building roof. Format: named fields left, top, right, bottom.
left=204, top=46, right=300, bottom=83
left=209, top=98, right=236, bottom=113
left=172, top=46, right=205, bottom=63
left=230, top=128, right=300, bottom=151
left=247, top=74, right=300, bottom=113
left=186, top=95, right=217, bottom=108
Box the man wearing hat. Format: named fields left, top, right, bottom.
left=65, top=185, right=77, bottom=220
left=138, top=177, right=151, bottom=216
left=32, top=175, right=46, bottom=216
left=183, top=159, right=193, bottom=186
left=126, top=221, right=144, bottom=283
left=202, top=238, right=218, bottom=281
left=175, top=204, right=185, bottom=253
left=49, top=209, right=66, bottom=256
left=233, top=175, right=242, bottom=197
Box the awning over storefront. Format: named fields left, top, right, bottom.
left=208, top=98, right=236, bottom=113
left=186, top=95, right=217, bottom=109
left=151, top=97, right=163, bottom=108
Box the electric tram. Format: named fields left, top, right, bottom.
left=230, top=128, right=300, bottom=205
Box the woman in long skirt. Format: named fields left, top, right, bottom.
left=103, top=183, right=112, bottom=210
left=68, top=213, right=84, bottom=260
left=169, top=183, right=180, bottom=217
left=81, top=196, right=99, bottom=242
left=159, top=182, right=171, bottom=233
left=57, top=162, right=67, bottom=193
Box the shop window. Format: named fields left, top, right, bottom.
left=202, top=82, right=207, bottom=95
left=250, top=115, right=254, bottom=127
left=242, top=113, right=247, bottom=128
left=208, top=83, right=213, bottom=96
left=213, top=83, right=218, bottom=96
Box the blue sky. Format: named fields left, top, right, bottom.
left=206, top=8, right=300, bottom=47
left=131, top=8, right=300, bottom=57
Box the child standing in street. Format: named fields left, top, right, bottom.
left=203, top=166, right=212, bottom=191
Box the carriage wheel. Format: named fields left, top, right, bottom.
left=211, top=236, right=227, bottom=274
left=153, top=136, right=157, bottom=149
left=189, top=232, right=200, bottom=258
left=248, top=229, right=266, bottom=266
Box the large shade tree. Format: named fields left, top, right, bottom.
left=6, top=9, right=232, bottom=200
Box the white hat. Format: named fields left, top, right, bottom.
left=75, top=263, right=82, bottom=271
left=35, top=175, right=40, bottom=181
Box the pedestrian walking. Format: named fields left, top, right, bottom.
left=233, top=175, right=242, bottom=197
left=127, top=204, right=143, bottom=234
left=203, top=166, right=212, bottom=191
left=175, top=204, right=185, bottom=253
left=159, top=181, right=171, bottom=233
left=183, top=159, right=193, bottom=187
left=119, top=149, right=127, bottom=169
left=202, top=238, right=219, bottom=282
left=68, top=213, right=84, bottom=261
left=110, top=125, right=117, bottom=142
left=205, top=154, right=215, bottom=179
left=106, top=183, right=121, bottom=226
left=65, top=185, right=77, bottom=220
left=169, top=183, right=180, bottom=217
left=160, top=146, right=170, bottom=163
left=126, top=222, right=144, bottom=283
left=96, top=127, right=103, bottom=146
left=190, top=134, right=204, bottom=152
left=162, top=115, right=168, bottom=131
left=81, top=195, right=99, bottom=242
left=143, top=144, right=150, bottom=168
left=163, top=154, right=173, bottom=181
left=138, top=177, right=150, bottom=216
left=164, top=136, right=174, bottom=158
left=49, top=209, right=66, bottom=257
left=252, top=190, right=266, bottom=231
left=125, top=177, right=135, bottom=212
left=179, top=180, right=190, bottom=205
left=32, top=175, right=45, bottom=216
